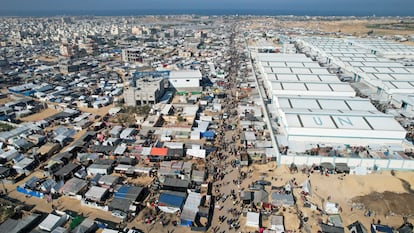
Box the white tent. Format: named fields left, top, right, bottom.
left=39, top=213, right=68, bottom=232
left=190, top=131, right=200, bottom=140
left=246, top=212, right=260, bottom=228
left=187, top=148, right=206, bottom=159
left=324, top=202, right=339, bottom=214
left=301, top=179, right=311, bottom=195
left=270, top=215, right=285, bottom=233
left=352, top=166, right=368, bottom=175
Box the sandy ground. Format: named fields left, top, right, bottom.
left=19, top=108, right=60, bottom=122
left=0, top=97, right=13, bottom=105
left=79, top=105, right=113, bottom=117
left=282, top=19, right=414, bottom=36
left=245, top=18, right=414, bottom=37
left=34, top=56, right=60, bottom=63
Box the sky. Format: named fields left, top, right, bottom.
left=1, top=0, right=414, bottom=16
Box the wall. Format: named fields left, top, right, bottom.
left=169, top=78, right=200, bottom=89
left=279, top=155, right=414, bottom=171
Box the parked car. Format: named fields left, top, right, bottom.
left=255, top=180, right=271, bottom=186
left=112, top=210, right=127, bottom=220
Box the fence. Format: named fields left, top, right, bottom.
left=16, top=186, right=44, bottom=199
left=279, top=155, right=414, bottom=171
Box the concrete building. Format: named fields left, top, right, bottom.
left=121, top=48, right=143, bottom=63
left=135, top=77, right=166, bottom=105
left=168, top=70, right=202, bottom=90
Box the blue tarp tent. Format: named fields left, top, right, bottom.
left=180, top=219, right=192, bottom=226
left=371, top=224, right=393, bottom=233
left=158, top=193, right=186, bottom=208
left=201, top=131, right=215, bottom=140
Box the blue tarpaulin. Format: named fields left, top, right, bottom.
left=180, top=219, right=192, bottom=226
left=114, top=185, right=130, bottom=199
left=16, top=186, right=44, bottom=199
left=371, top=224, right=393, bottom=233
left=158, top=193, right=185, bottom=208
left=201, top=131, right=215, bottom=139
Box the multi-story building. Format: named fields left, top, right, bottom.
left=124, top=77, right=165, bottom=106
left=121, top=48, right=143, bottom=63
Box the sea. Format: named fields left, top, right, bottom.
left=0, top=9, right=412, bottom=17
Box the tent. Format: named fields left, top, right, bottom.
left=158, top=192, right=187, bottom=213
left=301, top=179, right=311, bottom=195
left=325, top=202, right=339, bottom=214
left=201, top=131, right=215, bottom=140
left=371, top=224, right=393, bottom=233
left=246, top=212, right=260, bottom=228
left=39, top=213, right=68, bottom=232
left=270, top=215, right=284, bottom=233
left=353, top=166, right=368, bottom=175
left=180, top=192, right=202, bottom=226
left=85, top=186, right=108, bottom=202
left=348, top=221, right=368, bottom=233
left=186, top=148, right=206, bottom=159
left=254, top=190, right=269, bottom=203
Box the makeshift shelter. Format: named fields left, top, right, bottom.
left=320, top=223, right=345, bottom=233
left=246, top=212, right=260, bottom=228
left=191, top=170, right=206, bottom=183
left=270, top=215, right=285, bottom=233
left=167, top=148, right=184, bottom=159
left=241, top=191, right=254, bottom=204
left=150, top=147, right=168, bottom=161
left=25, top=176, right=39, bottom=189
left=87, top=163, right=113, bottom=176
left=335, top=163, right=350, bottom=174
left=371, top=224, right=394, bottom=233
left=187, top=147, right=206, bottom=159
left=180, top=192, right=202, bottom=226
left=120, top=128, right=136, bottom=139
left=114, top=164, right=131, bottom=173
left=85, top=186, right=108, bottom=202
left=39, top=213, right=68, bottom=232
left=0, top=148, right=19, bottom=163
left=325, top=202, right=340, bottom=214
left=201, top=131, right=215, bottom=140
left=328, top=214, right=343, bottom=227
left=320, top=162, right=335, bottom=172
left=72, top=218, right=98, bottom=233
left=60, top=177, right=88, bottom=196
left=0, top=213, right=41, bottom=233
left=0, top=166, right=11, bottom=178
left=158, top=191, right=187, bottom=213
left=162, top=177, right=189, bottom=192
left=397, top=222, right=413, bottom=233
left=271, top=192, right=295, bottom=206
left=254, top=189, right=269, bottom=203
left=13, top=157, right=37, bottom=174
left=301, top=179, right=311, bottom=195
left=54, top=163, right=81, bottom=181
left=190, top=131, right=200, bottom=140
left=109, top=125, right=123, bottom=138
left=348, top=221, right=368, bottom=233
left=353, top=166, right=368, bottom=175
left=109, top=185, right=145, bottom=213
left=98, top=175, right=119, bottom=188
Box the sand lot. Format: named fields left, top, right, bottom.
left=223, top=163, right=414, bottom=232
left=20, top=108, right=59, bottom=122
